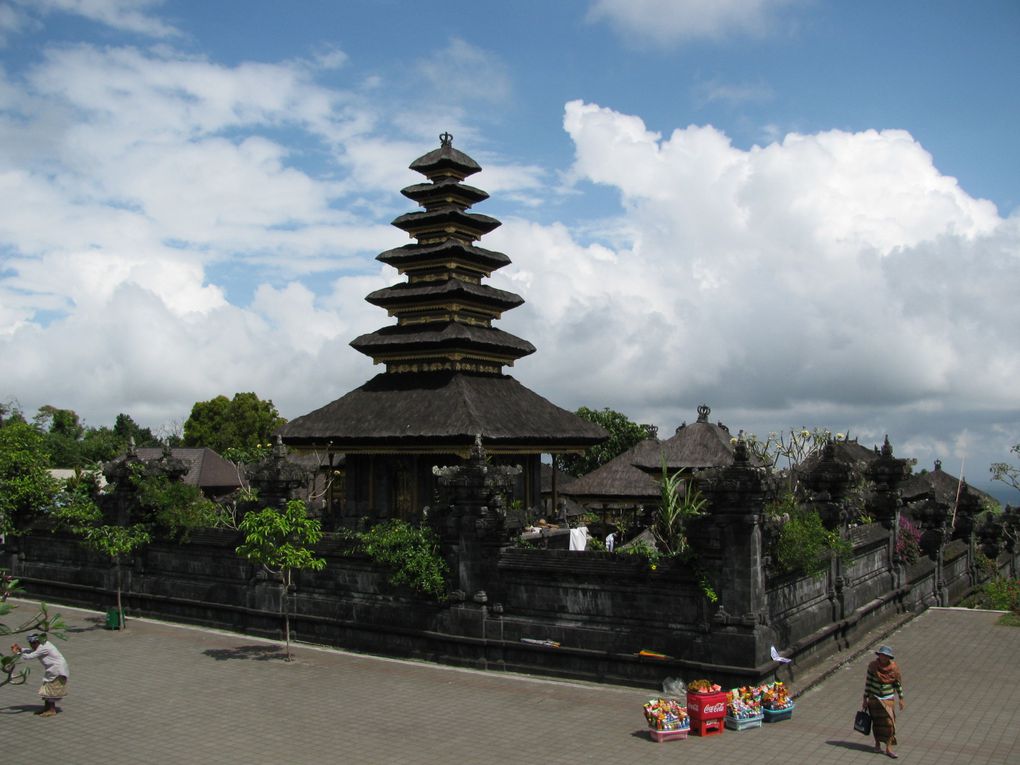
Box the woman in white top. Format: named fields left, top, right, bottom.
left=14, top=633, right=69, bottom=717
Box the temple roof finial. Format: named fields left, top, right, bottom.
left=440, top=131, right=453, bottom=148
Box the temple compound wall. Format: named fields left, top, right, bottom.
left=3, top=443, right=1015, bottom=689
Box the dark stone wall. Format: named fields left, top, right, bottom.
left=2, top=519, right=1013, bottom=689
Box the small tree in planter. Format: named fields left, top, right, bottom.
left=235, top=500, right=325, bottom=661
left=51, top=471, right=150, bottom=630
left=81, top=524, right=151, bottom=630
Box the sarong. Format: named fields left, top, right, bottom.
left=868, top=696, right=897, bottom=745
left=39, top=676, right=68, bottom=700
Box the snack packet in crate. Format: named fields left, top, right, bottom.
left=643, top=697, right=689, bottom=730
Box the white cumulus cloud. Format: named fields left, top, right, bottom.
left=490, top=100, right=1018, bottom=491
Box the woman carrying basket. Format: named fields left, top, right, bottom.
left=863, top=645, right=905, bottom=758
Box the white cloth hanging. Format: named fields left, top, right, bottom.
left=569, top=526, right=589, bottom=551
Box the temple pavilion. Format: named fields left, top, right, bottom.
left=631, top=405, right=762, bottom=473
left=279, top=134, right=606, bottom=525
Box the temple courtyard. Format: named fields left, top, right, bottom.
left=3, top=601, right=1017, bottom=764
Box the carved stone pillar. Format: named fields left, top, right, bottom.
left=801, top=440, right=854, bottom=528
left=695, top=440, right=771, bottom=665
left=865, top=436, right=910, bottom=529
left=246, top=436, right=310, bottom=510
left=431, top=435, right=518, bottom=605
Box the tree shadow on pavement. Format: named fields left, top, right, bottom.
left=203, top=644, right=289, bottom=662
left=65, top=616, right=108, bottom=634
left=826, top=739, right=879, bottom=752
left=0, top=703, right=44, bottom=715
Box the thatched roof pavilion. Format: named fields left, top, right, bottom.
left=279, top=134, right=605, bottom=522
left=561, top=439, right=662, bottom=507
left=900, top=459, right=997, bottom=508
left=632, top=405, right=759, bottom=472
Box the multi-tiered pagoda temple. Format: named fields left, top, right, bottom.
left=279, top=134, right=605, bottom=523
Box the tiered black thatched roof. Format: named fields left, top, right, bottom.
left=280, top=134, right=605, bottom=454
left=350, top=132, right=534, bottom=375
left=279, top=371, right=605, bottom=454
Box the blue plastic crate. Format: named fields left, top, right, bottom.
left=763, top=703, right=794, bottom=722
left=725, top=713, right=764, bottom=730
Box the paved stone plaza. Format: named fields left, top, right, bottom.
left=3, top=602, right=1017, bottom=764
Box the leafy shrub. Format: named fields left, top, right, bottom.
left=984, top=578, right=1020, bottom=614
left=769, top=494, right=851, bottom=577
left=348, top=520, right=448, bottom=600
left=129, top=463, right=218, bottom=538
left=653, top=461, right=706, bottom=558
left=620, top=539, right=662, bottom=570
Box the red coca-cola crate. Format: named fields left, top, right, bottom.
left=687, top=690, right=728, bottom=722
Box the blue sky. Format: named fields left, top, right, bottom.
left=1, top=0, right=1018, bottom=501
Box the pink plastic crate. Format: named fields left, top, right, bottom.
left=648, top=725, right=690, bottom=743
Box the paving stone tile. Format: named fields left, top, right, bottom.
left=3, top=602, right=1018, bottom=764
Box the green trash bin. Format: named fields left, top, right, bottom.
left=105, top=608, right=124, bottom=630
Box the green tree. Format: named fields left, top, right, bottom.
left=235, top=500, right=325, bottom=660
left=0, top=400, right=27, bottom=428
left=113, top=413, right=158, bottom=447
left=33, top=405, right=85, bottom=468
left=76, top=414, right=161, bottom=465
left=50, top=471, right=150, bottom=629
left=34, top=406, right=83, bottom=441
left=555, top=407, right=655, bottom=478
left=184, top=393, right=286, bottom=454
left=128, top=462, right=218, bottom=539
left=0, top=422, right=57, bottom=536
left=83, top=524, right=151, bottom=630
left=51, top=463, right=212, bottom=627
left=78, top=426, right=122, bottom=464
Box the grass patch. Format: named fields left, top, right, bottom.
left=997, top=612, right=1020, bottom=627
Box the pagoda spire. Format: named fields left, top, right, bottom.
left=350, top=134, right=535, bottom=375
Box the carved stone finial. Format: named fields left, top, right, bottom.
left=934, top=459, right=942, bottom=471
left=733, top=436, right=750, bottom=465
left=881, top=435, right=893, bottom=457
left=697, top=404, right=710, bottom=423
left=470, top=433, right=485, bottom=462
left=440, top=131, right=453, bottom=147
